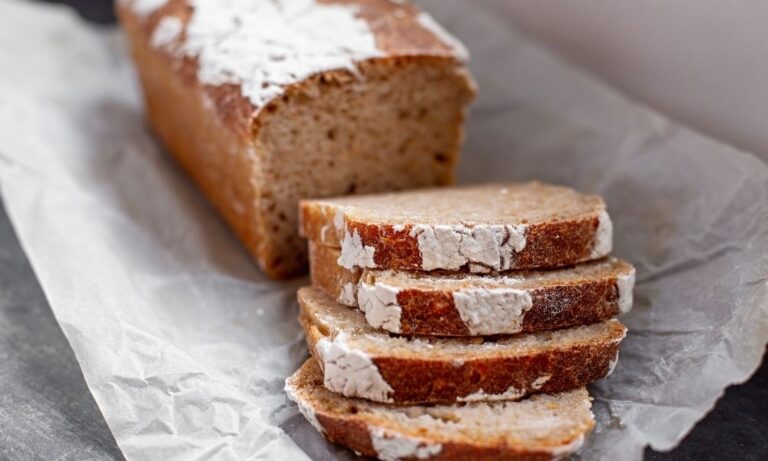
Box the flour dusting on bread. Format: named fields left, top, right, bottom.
left=184, top=0, right=382, bottom=108
left=590, top=209, right=613, bottom=259
left=452, top=286, right=532, bottom=335
left=617, top=267, right=636, bottom=314
left=316, top=333, right=394, bottom=403
left=410, top=223, right=527, bottom=272
left=370, top=427, right=443, bottom=461
left=357, top=281, right=403, bottom=333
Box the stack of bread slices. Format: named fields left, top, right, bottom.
left=285, top=182, right=635, bottom=460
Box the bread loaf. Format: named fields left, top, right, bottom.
left=117, top=0, right=475, bottom=278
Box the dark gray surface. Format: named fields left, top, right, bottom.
left=2, top=2, right=764, bottom=460
left=0, top=197, right=123, bottom=461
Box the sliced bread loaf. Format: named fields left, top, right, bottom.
left=286, top=359, right=595, bottom=461
left=298, top=287, right=626, bottom=404
left=300, top=182, right=612, bottom=273
left=118, top=0, right=475, bottom=278
left=310, top=243, right=635, bottom=336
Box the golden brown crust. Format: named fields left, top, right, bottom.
left=117, top=2, right=270, bottom=270
left=346, top=217, right=601, bottom=271
left=315, top=412, right=566, bottom=461
left=309, top=243, right=625, bottom=336
left=323, top=0, right=459, bottom=57
left=370, top=338, right=620, bottom=404
left=309, top=242, right=362, bottom=303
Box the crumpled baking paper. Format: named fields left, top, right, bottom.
left=0, top=0, right=765, bottom=460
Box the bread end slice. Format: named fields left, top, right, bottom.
left=286, top=359, right=595, bottom=461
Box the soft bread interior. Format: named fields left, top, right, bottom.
left=362, top=256, right=632, bottom=291
left=257, top=59, right=474, bottom=275
left=304, top=182, right=605, bottom=228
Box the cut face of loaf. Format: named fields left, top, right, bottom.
left=300, top=182, right=612, bottom=273
left=286, top=359, right=595, bottom=461
left=117, top=0, right=476, bottom=279
left=298, top=287, right=626, bottom=404
left=310, top=243, right=635, bottom=336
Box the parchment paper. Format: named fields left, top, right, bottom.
left=0, top=1, right=766, bottom=460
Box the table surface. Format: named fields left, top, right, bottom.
left=2, top=1, right=765, bottom=460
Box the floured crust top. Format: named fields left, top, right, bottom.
left=118, top=0, right=470, bottom=135
left=286, top=359, right=595, bottom=460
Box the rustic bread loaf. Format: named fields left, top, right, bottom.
left=286, top=359, right=595, bottom=461
left=298, top=287, right=626, bottom=404
left=300, top=182, right=612, bottom=273
left=117, top=0, right=475, bottom=278
left=310, top=243, right=635, bottom=336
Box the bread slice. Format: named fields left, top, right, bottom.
left=298, top=287, right=626, bottom=404
left=286, top=359, right=595, bottom=461
left=300, top=182, right=612, bottom=273
left=117, top=0, right=475, bottom=279
left=310, top=243, right=635, bottom=336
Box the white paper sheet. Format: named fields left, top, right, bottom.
left=0, top=1, right=766, bottom=460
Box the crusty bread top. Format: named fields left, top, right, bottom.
left=299, top=287, right=627, bottom=359
left=118, top=0, right=469, bottom=133
left=286, top=359, right=595, bottom=459
left=364, top=257, right=634, bottom=291
left=302, top=182, right=605, bottom=228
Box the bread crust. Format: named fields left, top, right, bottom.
left=303, top=216, right=603, bottom=271
left=309, top=240, right=362, bottom=306
left=367, top=339, right=620, bottom=404
left=315, top=413, right=574, bottom=461
left=299, top=289, right=626, bottom=404
left=310, top=243, right=631, bottom=336
left=362, top=217, right=599, bottom=271
left=117, top=0, right=475, bottom=279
